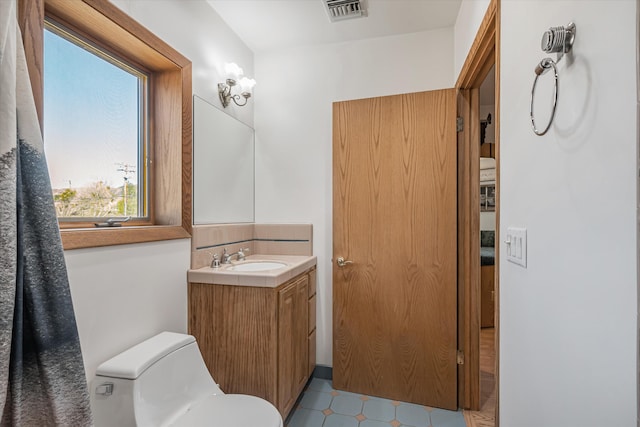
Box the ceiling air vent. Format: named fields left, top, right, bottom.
left=323, top=0, right=367, bottom=22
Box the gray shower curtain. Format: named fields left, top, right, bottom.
left=0, top=1, right=92, bottom=425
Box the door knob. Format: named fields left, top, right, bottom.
left=336, top=257, right=353, bottom=267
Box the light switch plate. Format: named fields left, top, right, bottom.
left=506, top=227, right=527, bottom=268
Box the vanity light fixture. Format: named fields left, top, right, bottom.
left=218, top=62, right=256, bottom=108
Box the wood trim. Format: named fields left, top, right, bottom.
left=480, top=265, right=495, bottom=328
left=457, top=89, right=481, bottom=411
left=154, top=70, right=183, bottom=225
left=456, top=0, right=497, bottom=90
left=45, top=0, right=188, bottom=70
left=456, top=91, right=468, bottom=409
left=18, top=0, right=44, bottom=129
left=19, top=0, right=193, bottom=248
left=78, top=0, right=190, bottom=67
left=455, top=0, right=498, bottom=416
left=181, top=64, right=193, bottom=234
left=61, top=225, right=190, bottom=250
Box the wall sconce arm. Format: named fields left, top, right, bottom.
left=218, top=78, right=252, bottom=108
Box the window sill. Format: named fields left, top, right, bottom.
left=61, top=225, right=191, bottom=250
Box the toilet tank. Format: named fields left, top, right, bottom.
left=91, top=332, right=222, bottom=427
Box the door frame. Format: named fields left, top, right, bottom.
left=455, top=0, right=500, bottom=420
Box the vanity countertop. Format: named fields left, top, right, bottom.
left=187, top=254, right=317, bottom=288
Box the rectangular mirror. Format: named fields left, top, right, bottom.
left=193, top=95, right=254, bottom=224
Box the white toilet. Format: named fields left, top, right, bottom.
left=90, top=331, right=283, bottom=427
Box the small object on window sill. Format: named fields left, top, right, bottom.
left=94, top=217, right=131, bottom=228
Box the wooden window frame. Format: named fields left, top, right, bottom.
left=19, top=0, right=192, bottom=249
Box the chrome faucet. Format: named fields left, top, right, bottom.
left=222, top=247, right=250, bottom=264
left=210, top=253, right=220, bottom=268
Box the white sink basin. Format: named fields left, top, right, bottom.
left=229, top=261, right=288, bottom=272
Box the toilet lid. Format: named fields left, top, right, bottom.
left=171, top=394, right=283, bottom=427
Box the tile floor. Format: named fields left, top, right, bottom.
left=287, top=378, right=467, bottom=427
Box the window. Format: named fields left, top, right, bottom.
left=44, top=22, right=149, bottom=221
left=19, top=0, right=192, bottom=249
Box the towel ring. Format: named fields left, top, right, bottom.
left=529, top=22, right=575, bottom=136
left=530, top=58, right=558, bottom=136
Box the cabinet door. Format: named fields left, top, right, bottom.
left=277, top=276, right=309, bottom=417
left=294, top=277, right=309, bottom=393
left=188, top=283, right=278, bottom=403
left=308, top=269, right=317, bottom=378
left=308, top=329, right=316, bottom=378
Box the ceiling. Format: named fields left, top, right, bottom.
left=206, top=0, right=463, bottom=52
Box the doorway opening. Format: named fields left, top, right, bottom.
left=466, top=65, right=497, bottom=427
left=330, top=0, right=500, bottom=421
left=455, top=0, right=499, bottom=426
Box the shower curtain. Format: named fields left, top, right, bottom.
left=0, top=1, right=92, bottom=425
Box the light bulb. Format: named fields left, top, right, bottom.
left=239, top=77, right=256, bottom=93
left=224, top=62, right=243, bottom=81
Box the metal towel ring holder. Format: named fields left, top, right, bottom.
left=530, top=22, right=576, bottom=136
left=530, top=58, right=559, bottom=136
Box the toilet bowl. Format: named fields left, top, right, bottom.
left=90, top=332, right=283, bottom=427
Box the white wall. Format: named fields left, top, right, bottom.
left=112, top=0, right=255, bottom=127
left=499, top=1, right=637, bottom=425
left=254, top=29, right=454, bottom=366
left=453, top=0, right=491, bottom=79
left=66, top=240, right=190, bottom=380
left=67, top=0, right=254, bottom=381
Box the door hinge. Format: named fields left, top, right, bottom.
left=456, top=117, right=463, bottom=132
left=457, top=350, right=464, bottom=365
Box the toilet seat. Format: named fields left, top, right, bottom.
left=171, top=394, right=283, bottom=427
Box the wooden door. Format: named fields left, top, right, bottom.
left=333, top=89, right=458, bottom=410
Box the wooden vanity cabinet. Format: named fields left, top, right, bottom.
left=188, top=268, right=315, bottom=419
